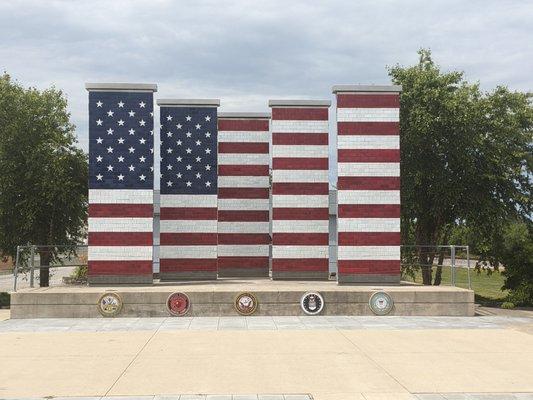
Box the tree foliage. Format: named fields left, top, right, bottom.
left=0, top=73, right=87, bottom=286
left=389, top=50, right=533, bottom=285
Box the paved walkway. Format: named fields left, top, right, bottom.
left=1, top=314, right=533, bottom=400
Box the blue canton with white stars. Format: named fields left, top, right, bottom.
left=160, top=107, right=217, bottom=195
left=89, top=91, right=154, bottom=189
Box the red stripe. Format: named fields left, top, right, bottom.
left=273, top=208, right=329, bottom=220
left=160, top=207, right=217, bottom=220
left=218, top=234, right=271, bottom=245
left=160, top=258, right=217, bottom=272
left=272, top=258, right=328, bottom=271
left=338, top=232, right=401, bottom=245
left=272, top=133, right=328, bottom=145
left=338, top=149, right=400, bottom=162
left=338, top=122, right=399, bottom=135
left=338, top=260, right=400, bottom=274
left=88, top=232, right=152, bottom=246
left=272, top=108, right=328, bottom=121
left=273, top=233, right=329, bottom=245
left=336, top=94, right=399, bottom=108
left=272, top=158, right=328, bottom=170
left=272, top=182, right=329, bottom=195
left=218, top=119, right=269, bottom=131
left=218, top=188, right=269, bottom=199
left=218, top=165, right=269, bottom=176
left=219, top=142, right=269, bottom=153
left=88, top=261, right=152, bottom=275
left=218, top=256, right=269, bottom=269
left=338, top=204, right=400, bottom=218
left=89, top=204, right=152, bottom=218
left=160, top=233, right=217, bottom=245
left=337, top=177, right=400, bottom=190
left=218, top=210, right=269, bottom=222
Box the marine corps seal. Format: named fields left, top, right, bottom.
left=234, top=292, right=258, bottom=316
left=97, top=292, right=123, bottom=317
left=166, top=292, right=190, bottom=316
left=300, top=292, right=324, bottom=315
left=369, top=291, right=394, bottom=315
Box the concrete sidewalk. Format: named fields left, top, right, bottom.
left=1, top=314, right=533, bottom=400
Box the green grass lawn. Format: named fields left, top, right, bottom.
left=403, top=266, right=508, bottom=304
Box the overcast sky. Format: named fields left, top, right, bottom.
left=1, top=0, right=532, bottom=185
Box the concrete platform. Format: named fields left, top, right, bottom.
left=10, top=279, right=474, bottom=318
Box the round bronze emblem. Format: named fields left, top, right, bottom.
left=234, top=292, right=258, bottom=316
left=166, top=292, right=191, bottom=316
left=369, top=291, right=394, bottom=315
left=300, top=292, right=325, bottom=315
left=97, top=292, right=123, bottom=317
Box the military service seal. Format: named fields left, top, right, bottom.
left=300, top=292, right=324, bottom=315
left=166, top=292, right=190, bottom=316
left=97, top=292, right=123, bottom=317
left=369, top=291, right=394, bottom=315
left=234, top=292, right=258, bottom=316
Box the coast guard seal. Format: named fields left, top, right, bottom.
left=300, top=292, right=324, bottom=315
left=369, top=291, right=394, bottom=315
left=234, top=292, right=258, bottom=316
left=166, top=292, right=190, bottom=316
left=97, top=292, right=123, bottom=317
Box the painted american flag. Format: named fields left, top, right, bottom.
left=86, top=84, right=156, bottom=284
left=334, top=85, right=401, bottom=283
left=158, top=100, right=219, bottom=280
left=270, top=100, right=331, bottom=280
left=217, top=113, right=271, bottom=277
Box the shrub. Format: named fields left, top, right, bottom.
left=0, top=292, right=10, bottom=308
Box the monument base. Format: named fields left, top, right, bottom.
left=10, top=278, right=474, bottom=318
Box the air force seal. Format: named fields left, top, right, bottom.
left=166, top=292, right=190, bottom=316
left=369, top=291, right=394, bottom=315
left=97, top=292, right=123, bottom=317
left=234, top=292, right=258, bottom=316
left=300, top=292, right=325, bottom=315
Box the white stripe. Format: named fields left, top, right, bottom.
left=338, top=218, right=400, bottom=232
left=88, top=218, right=153, bottom=232
left=160, top=220, right=217, bottom=233
left=271, top=120, right=328, bottom=133
left=218, top=153, right=270, bottom=165
left=337, top=108, right=399, bottom=122
left=218, top=199, right=270, bottom=211
left=272, top=245, right=329, bottom=258
left=160, top=246, right=217, bottom=258
left=218, top=176, right=270, bottom=188
left=160, top=194, right=217, bottom=208
left=217, top=245, right=270, bottom=257
left=272, top=195, right=329, bottom=208
left=218, top=131, right=269, bottom=143
left=272, top=220, right=329, bottom=233
left=273, top=170, right=328, bottom=183
left=338, top=246, right=400, bottom=260
left=89, top=189, right=153, bottom=204
left=272, top=145, right=328, bottom=158
left=218, top=222, right=269, bottom=234
left=338, top=135, right=399, bottom=150
left=338, top=163, right=400, bottom=177
left=337, top=190, right=400, bottom=205
left=88, top=246, right=152, bottom=261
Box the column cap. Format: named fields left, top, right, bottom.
left=268, top=99, right=331, bottom=107
left=85, top=83, right=158, bottom=92
left=332, top=84, right=402, bottom=93
left=218, top=112, right=270, bottom=119
left=157, top=99, right=220, bottom=107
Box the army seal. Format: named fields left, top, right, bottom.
left=369, top=291, right=394, bottom=315
left=97, top=292, right=123, bottom=317
left=234, top=292, right=258, bottom=316
left=166, top=292, right=190, bottom=316
left=300, top=292, right=324, bottom=315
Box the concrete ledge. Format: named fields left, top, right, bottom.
left=218, top=112, right=271, bottom=119
left=159, top=271, right=217, bottom=281
left=272, top=271, right=330, bottom=280
left=268, top=100, right=331, bottom=107
left=217, top=268, right=269, bottom=278
left=332, top=84, right=402, bottom=93
left=157, top=99, right=220, bottom=107
left=88, top=274, right=153, bottom=285
left=85, top=83, right=157, bottom=92
left=338, top=273, right=401, bottom=284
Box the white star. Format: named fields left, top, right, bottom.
left=166, top=115, right=173, bottom=121
left=107, top=128, right=114, bottom=135
left=118, top=101, right=124, bottom=108
left=167, top=148, right=173, bottom=154
left=139, top=174, right=146, bottom=181
left=205, top=132, right=211, bottom=137
left=195, top=172, right=201, bottom=179
left=96, top=137, right=103, bottom=144
left=96, top=155, right=103, bottom=162
left=106, top=146, right=113, bottom=153
left=166, top=131, right=173, bottom=137
left=195, top=123, right=201, bottom=130
left=139, top=138, right=146, bottom=144
left=186, top=181, right=192, bottom=187
left=176, top=156, right=182, bottom=162
left=176, top=173, right=182, bottom=178
left=167, top=164, right=173, bottom=170
left=205, top=164, right=211, bottom=170
left=128, top=146, right=135, bottom=153
left=117, top=156, right=124, bottom=162
left=150, top=130, right=153, bottom=136
left=195, top=156, right=202, bottom=162
left=118, top=174, right=124, bottom=181
left=129, top=128, right=135, bottom=135
left=205, top=181, right=211, bottom=187
left=195, top=140, right=201, bottom=146
left=96, top=174, right=103, bottom=180
left=128, top=165, right=135, bottom=172
left=167, top=181, right=173, bottom=187
left=205, top=148, right=211, bottom=154
left=150, top=148, right=154, bottom=154
left=205, top=115, right=211, bottom=121
left=107, top=165, right=114, bottom=171
left=139, top=156, right=146, bottom=162
left=107, top=110, right=114, bottom=117
left=176, top=124, right=182, bottom=129
left=186, top=131, right=192, bottom=137
left=186, top=164, right=192, bottom=170
left=118, top=137, right=125, bottom=144
left=118, top=119, right=124, bottom=126
left=128, top=110, right=135, bottom=117
left=150, top=112, right=153, bottom=117
left=96, top=101, right=103, bottom=107
left=186, top=115, right=191, bottom=121
left=139, top=101, right=146, bottom=108
left=139, top=119, right=146, bottom=126
left=150, top=166, right=154, bottom=172
left=96, top=119, right=103, bottom=126
left=186, top=148, right=192, bottom=154
left=176, top=140, right=182, bottom=146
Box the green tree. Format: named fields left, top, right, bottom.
left=389, top=50, right=533, bottom=285
left=0, top=73, right=87, bottom=287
